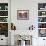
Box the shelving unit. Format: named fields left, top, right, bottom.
left=0, top=3, right=8, bottom=37
left=38, top=3, right=46, bottom=37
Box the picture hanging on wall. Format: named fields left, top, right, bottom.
left=17, top=10, right=29, bottom=20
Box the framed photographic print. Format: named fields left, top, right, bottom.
left=17, top=10, right=29, bottom=20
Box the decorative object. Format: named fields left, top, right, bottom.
left=17, top=10, right=29, bottom=20
left=0, top=11, right=8, bottom=16
left=38, top=23, right=46, bottom=28
left=42, top=12, right=45, bottom=15
left=38, top=11, right=46, bottom=16
left=5, top=6, right=8, bottom=10
left=0, top=23, right=8, bottom=37
left=0, top=17, right=8, bottom=22
left=11, top=23, right=16, bottom=30
left=39, top=29, right=46, bottom=37
left=0, top=23, right=8, bottom=30
left=15, top=35, right=32, bottom=46
left=29, top=25, right=35, bottom=30
left=0, top=6, right=1, bottom=10
left=38, top=17, right=46, bottom=22
left=38, top=3, right=46, bottom=10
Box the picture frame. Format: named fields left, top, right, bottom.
left=17, top=10, right=29, bottom=20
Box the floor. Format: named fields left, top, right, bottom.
left=0, top=45, right=8, bottom=46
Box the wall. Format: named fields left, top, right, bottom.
left=11, top=0, right=38, bottom=30
left=11, top=0, right=46, bottom=46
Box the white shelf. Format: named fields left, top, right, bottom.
left=0, top=16, right=8, bottom=17
left=38, top=16, right=46, bottom=17
left=38, top=10, right=46, bottom=11
left=38, top=22, right=46, bottom=23
left=38, top=28, right=46, bottom=29
left=0, top=22, right=8, bottom=23
left=0, top=10, right=8, bottom=11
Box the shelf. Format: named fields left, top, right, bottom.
left=0, top=10, right=8, bottom=11
left=0, top=22, right=8, bottom=23
left=38, top=10, right=46, bottom=11
left=0, top=16, right=8, bottom=17
left=0, top=3, right=8, bottom=37
left=38, top=22, right=46, bottom=23
left=38, top=15, right=46, bottom=17
left=38, top=3, right=46, bottom=37
left=38, top=28, right=46, bottom=29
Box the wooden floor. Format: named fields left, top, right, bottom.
left=0, top=45, right=8, bottom=46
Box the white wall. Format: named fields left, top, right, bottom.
left=11, top=0, right=46, bottom=46
left=11, top=0, right=38, bottom=30
left=0, top=0, right=46, bottom=46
